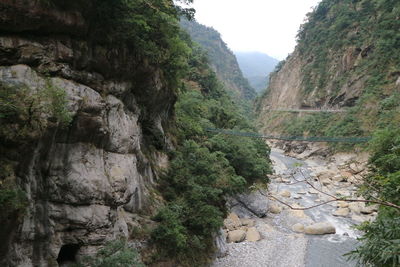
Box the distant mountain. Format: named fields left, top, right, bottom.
left=180, top=19, right=257, bottom=100
left=234, top=52, right=279, bottom=92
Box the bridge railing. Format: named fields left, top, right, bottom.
left=263, top=108, right=346, bottom=113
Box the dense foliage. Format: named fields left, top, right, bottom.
left=350, top=127, right=400, bottom=266
left=0, top=81, right=71, bottom=139
left=151, top=42, right=271, bottom=264
left=152, top=141, right=245, bottom=261
left=0, top=184, right=27, bottom=221
left=298, top=0, right=400, bottom=92
left=45, top=0, right=194, bottom=90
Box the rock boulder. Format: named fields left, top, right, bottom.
left=268, top=204, right=282, bottom=214
left=235, top=191, right=269, bottom=218
left=227, top=230, right=246, bottom=243
left=246, top=227, right=261, bottom=242
left=241, top=218, right=255, bottom=227
left=223, top=212, right=242, bottom=231
left=361, top=205, right=378, bottom=214
left=292, top=223, right=304, bottom=233
left=333, top=208, right=350, bottom=217
left=305, top=222, right=336, bottom=235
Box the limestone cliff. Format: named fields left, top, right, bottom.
left=0, top=1, right=174, bottom=266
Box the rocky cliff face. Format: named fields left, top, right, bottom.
left=256, top=47, right=366, bottom=134
left=0, top=1, right=173, bottom=266
left=257, top=0, right=400, bottom=136
left=258, top=47, right=370, bottom=112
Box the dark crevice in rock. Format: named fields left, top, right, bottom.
left=57, top=244, right=80, bottom=265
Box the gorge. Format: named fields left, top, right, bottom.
left=0, top=0, right=399, bottom=267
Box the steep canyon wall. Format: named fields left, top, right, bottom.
left=0, top=1, right=173, bottom=265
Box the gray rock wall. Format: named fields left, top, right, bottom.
left=0, top=2, right=173, bottom=266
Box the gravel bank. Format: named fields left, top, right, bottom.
left=212, top=230, right=307, bottom=267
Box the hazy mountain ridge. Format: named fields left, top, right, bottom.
left=235, top=52, right=278, bottom=77
left=180, top=19, right=257, bottom=100
left=234, top=52, right=279, bottom=92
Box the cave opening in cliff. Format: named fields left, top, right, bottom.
left=57, top=244, right=80, bottom=265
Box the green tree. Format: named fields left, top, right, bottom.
left=209, top=134, right=271, bottom=185
left=351, top=127, right=400, bottom=266
left=151, top=24, right=271, bottom=265
left=152, top=141, right=245, bottom=262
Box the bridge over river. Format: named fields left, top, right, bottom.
left=206, top=128, right=371, bottom=143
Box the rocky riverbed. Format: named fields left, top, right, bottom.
left=212, top=147, right=376, bottom=267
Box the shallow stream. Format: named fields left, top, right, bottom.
left=270, top=151, right=360, bottom=267
left=212, top=149, right=362, bottom=267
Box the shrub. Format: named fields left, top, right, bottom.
left=152, top=141, right=246, bottom=262
left=209, top=134, right=271, bottom=185
left=0, top=81, right=72, bottom=140
left=350, top=127, right=400, bottom=266
left=350, top=216, right=400, bottom=267
left=151, top=204, right=188, bottom=256
left=77, top=240, right=144, bottom=267
left=43, top=80, right=72, bottom=126
left=0, top=185, right=28, bottom=221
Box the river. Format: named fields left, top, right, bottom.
left=213, top=149, right=364, bottom=267
left=270, top=150, right=359, bottom=267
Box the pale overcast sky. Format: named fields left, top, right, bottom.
left=191, top=0, right=321, bottom=60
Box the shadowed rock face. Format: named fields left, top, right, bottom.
left=234, top=191, right=269, bottom=218
left=0, top=2, right=174, bottom=266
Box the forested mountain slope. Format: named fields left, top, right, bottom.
left=257, top=0, right=400, bottom=138
left=257, top=1, right=400, bottom=266
left=0, top=0, right=270, bottom=266
left=235, top=51, right=279, bottom=92
left=180, top=19, right=257, bottom=100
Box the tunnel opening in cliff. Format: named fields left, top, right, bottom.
left=56, top=244, right=80, bottom=265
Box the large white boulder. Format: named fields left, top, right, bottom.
left=268, top=203, right=282, bottom=214
left=223, top=212, right=242, bottom=231
left=241, top=218, right=255, bottom=227
left=246, top=227, right=261, bottom=242
left=305, top=222, right=336, bottom=235
left=292, top=223, right=305, bottom=233
left=280, top=190, right=291, bottom=198
left=361, top=205, right=378, bottom=214
left=227, top=230, right=246, bottom=243
left=333, top=208, right=350, bottom=217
